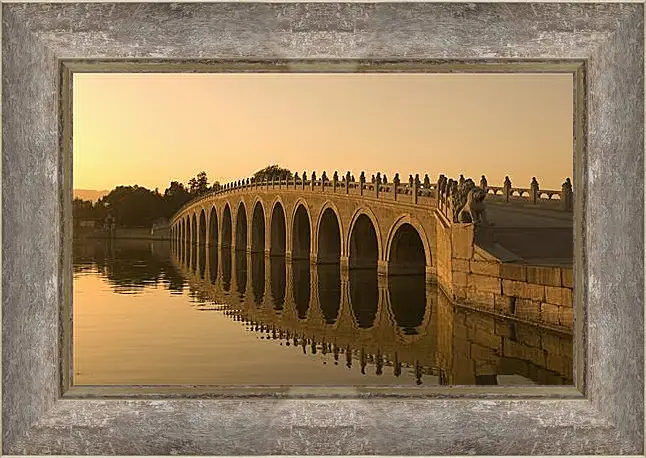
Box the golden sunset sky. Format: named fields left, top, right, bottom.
left=73, top=73, right=573, bottom=192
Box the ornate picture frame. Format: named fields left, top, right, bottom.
left=2, top=2, right=643, bottom=454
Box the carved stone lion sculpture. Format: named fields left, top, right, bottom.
left=451, top=178, right=474, bottom=223
left=459, top=187, right=488, bottom=225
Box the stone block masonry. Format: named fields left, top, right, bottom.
left=447, top=222, right=574, bottom=331
left=526, top=265, right=562, bottom=287
left=500, top=263, right=526, bottom=282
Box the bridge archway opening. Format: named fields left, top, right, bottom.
left=235, top=203, right=247, bottom=251
left=209, top=207, right=218, bottom=247
left=270, top=203, right=286, bottom=256
left=180, top=220, right=186, bottom=263
left=349, top=214, right=379, bottom=269
left=388, top=223, right=426, bottom=275
left=185, top=216, right=191, bottom=264
left=191, top=214, right=197, bottom=245
left=292, top=204, right=311, bottom=260
left=251, top=202, right=265, bottom=253
left=222, top=204, right=232, bottom=248
left=317, top=208, right=341, bottom=264
left=199, top=210, right=206, bottom=245
left=191, top=214, right=198, bottom=272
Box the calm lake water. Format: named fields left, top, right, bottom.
left=73, top=238, right=573, bottom=386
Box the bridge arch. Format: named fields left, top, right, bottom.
left=385, top=214, right=433, bottom=273
left=190, top=213, right=198, bottom=271
left=191, top=213, right=197, bottom=244
left=199, top=209, right=206, bottom=245
left=270, top=197, right=287, bottom=256
left=185, top=216, right=190, bottom=242
left=209, top=206, right=218, bottom=246
left=235, top=200, right=248, bottom=251
left=347, top=207, right=383, bottom=268
left=291, top=198, right=312, bottom=260
left=251, top=199, right=266, bottom=253
left=315, top=201, right=343, bottom=264
left=221, top=203, right=233, bottom=248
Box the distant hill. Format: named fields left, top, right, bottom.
left=74, top=189, right=109, bottom=202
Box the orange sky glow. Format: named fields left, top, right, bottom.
left=73, top=72, right=573, bottom=192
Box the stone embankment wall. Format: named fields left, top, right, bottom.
left=437, top=218, right=574, bottom=332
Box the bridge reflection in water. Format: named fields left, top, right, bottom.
left=174, top=238, right=573, bottom=386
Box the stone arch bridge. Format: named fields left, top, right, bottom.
left=170, top=172, right=573, bottom=313
left=171, top=175, right=443, bottom=281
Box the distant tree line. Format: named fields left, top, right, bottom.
left=73, top=171, right=219, bottom=229
left=73, top=166, right=293, bottom=229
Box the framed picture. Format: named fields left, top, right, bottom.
left=2, top=2, right=643, bottom=455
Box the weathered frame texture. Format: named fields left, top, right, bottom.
left=2, top=2, right=644, bottom=455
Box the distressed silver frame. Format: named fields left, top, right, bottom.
left=2, top=2, right=644, bottom=455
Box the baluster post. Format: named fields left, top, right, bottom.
left=503, top=176, right=512, bottom=202
left=530, top=177, right=539, bottom=204
left=359, top=172, right=366, bottom=196
left=375, top=172, right=381, bottom=198
left=393, top=173, right=400, bottom=201
left=480, top=175, right=488, bottom=193
left=561, top=177, right=573, bottom=211
left=321, top=171, right=327, bottom=193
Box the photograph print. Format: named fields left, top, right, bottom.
left=72, top=71, right=575, bottom=387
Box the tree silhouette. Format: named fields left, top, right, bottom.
left=253, top=165, right=293, bottom=182
left=188, top=171, right=209, bottom=196
left=162, top=181, right=192, bottom=218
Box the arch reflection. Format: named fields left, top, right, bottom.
left=349, top=268, right=378, bottom=329
left=317, top=264, right=341, bottom=324
left=190, top=240, right=197, bottom=273
left=221, top=247, right=232, bottom=291
left=250, top=252, right=265, bottom=305
left=235, top=250, right=247, bottom=298
left=167, top=247, right=572, bottom=387
left=292, top=259, right=310, bottom=319
left=208, top=244, right=218, bottom=285
left=198, top=244, right=206, bottom=279
left=270, top=256, right=286, bottom=310
left=388, top=274, right=427, bottom=335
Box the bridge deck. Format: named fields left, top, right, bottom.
left=485, top=202, right=573, bottom=266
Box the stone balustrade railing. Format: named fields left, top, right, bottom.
left=436, top=174, right=573, bottom=223
left=172, top=171, right=574, bottom=222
